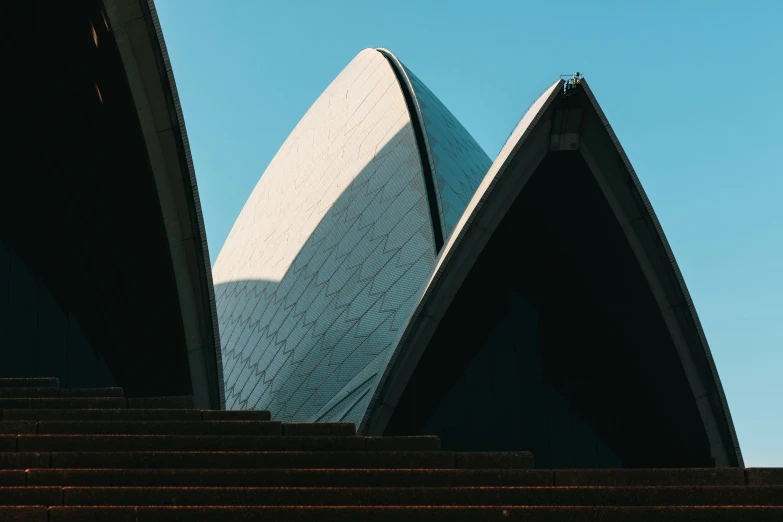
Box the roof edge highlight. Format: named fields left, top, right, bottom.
left=104, top=0, right=225, bottom=410
left=361, top=76, right=742, bottom=468
left=360, top=79, right=565, bottom=436
left=578, top=79, right=743, bottom=466
left=376, top=48, right=444, bottom=252
left=144, top=0, right=225, bottom=411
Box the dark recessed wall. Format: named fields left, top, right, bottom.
left=1, top=1, right=192, bottom=396
left=0, top=242, right=114, bottom=387
left=386, top=151, right=714, bottom=468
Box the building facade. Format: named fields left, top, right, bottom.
left=216, top=56, right=743, bottom=468
left=1, top=0, right=222, bottom=409
left=365, top=78, right=743, bottom=468
left=2, top=2, right=743, bottom=469
left=214, top=49, right=490, bottom=424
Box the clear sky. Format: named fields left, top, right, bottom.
left=156, top=0, right=782, bottom=466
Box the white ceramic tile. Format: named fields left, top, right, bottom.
left=213, top=49, right=491, bottom=424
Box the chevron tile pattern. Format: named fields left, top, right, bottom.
left=213, top=50, right=441, bottom=423
left=402, top=67, right=492, bottom=239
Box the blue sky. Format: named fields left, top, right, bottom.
left=156, top=0, right=782, bottom=466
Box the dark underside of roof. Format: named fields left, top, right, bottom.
left=386, top=150, right=715, bottom=468
left=1, top=1, right=193, bottom=396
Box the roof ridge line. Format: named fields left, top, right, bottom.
left=375, top=48, right=444, bottom=253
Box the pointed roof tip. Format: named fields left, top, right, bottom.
left=374, top=48, right=401, bottom=62
left=357, top=47, right=392, bottom=56
left=363, top=73, right=744, bottom=468
left=495, top=78, right=564, bottom=162
left=356, top=47, right=383, bottom=56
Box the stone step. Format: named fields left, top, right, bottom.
left=454, top=452, right=534, bottom=469
left=0, top=485, right=780, bottom=509
left=50, top=485, right=783, bottom=507
left=747, top=468, right=783, bottom=485
left=364, top=436, right=441, bottom=451
left=59, top=388, right=124, bottom=398
left=554, top=468, right=783, bottom=486
left=0, top=388, right=59, bottom=398
left=0, top=378, right=58, bottom=389
left=3, top=409, right=273, bottom=422
left=0, top=470, right=24, bottom=486
left=555, top=468, right=747, bottom=486
left=3, top=409, right=203, bottom=421
left=127, top=397, right=193, bottom=409
left=17, top=435, right=440, bottom=452
left=28, top=468, right=554, bottom=487
left=0, top=453, right=49, bottom=469
left=50, top=451, right=456, bottom=469
left=0, top=435, right=15, bottom=451
left=0, top=486, right=61, bottom=506
left=0, top=421, right=37, bottom=434
left=202, top=410, right=271, bottom=421
left=0, top=507, right=48, bottom=522
left=42, top=505, right=783, bottom=521
left=283, top=422, right=355, bottom=436
left=20, top=468, right=783, bottom=488
left=0, top=398, right=126, bottom=410
left=35, top=421, right=283, bottom=435
left=0, top=388, right=123, bottom=399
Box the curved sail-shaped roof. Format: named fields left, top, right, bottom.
left=213, top=49, right=490, bottom=423
left=2, top=0, right=222, bottom=408
left=214, top=47, right=742, bottom=467
left=363, top=78, right=743, bottom=468
left=377, top=50, right=492, bottom=243
left=106, top=0, right=224, bottom=409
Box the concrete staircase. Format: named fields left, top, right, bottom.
left=0, top=377, right=780, bottom=521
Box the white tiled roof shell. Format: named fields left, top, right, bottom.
left=213, top=49, right=442, bottom=422
left=401, top=66, right=491, bottom=239
left=363, top=82, right=565, bottom=430
left=361, top=79, right=743, bottom=467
